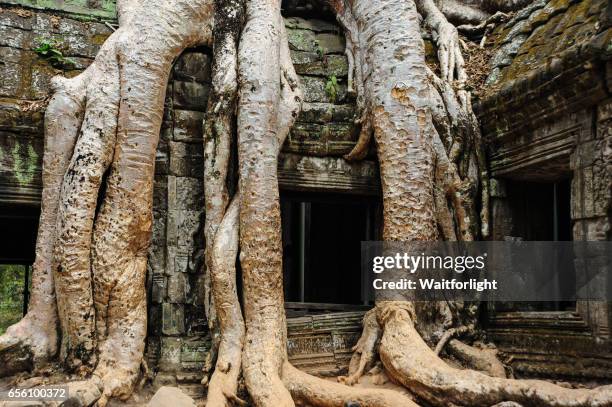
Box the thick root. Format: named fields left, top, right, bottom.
left=283, top=362, right=418, bottom=407
left=236, top=1, right=300, bottom=405
left=89, top=2, right=213, bottom=401
left=377, top=303, right=612, bottom=407
left=446, top=339, right=506, bottom=378
left=0, top=70, right=89, bottom=377
left=0, top=0, right=217, bottom=402
left=338, top=309, right=380, bottom=386
left=202, top=0, right=245, bottom=355
left=53, top=35, right=121, bottom=373
left=206, top=196, right=246, bottom=407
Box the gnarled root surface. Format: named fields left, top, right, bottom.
left=0, top=73, right=86, bottom=377
left=376, top=302, right=612, bottom=406
left=1, top=0, right=213, bottom=405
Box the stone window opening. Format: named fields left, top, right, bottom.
left=492, top=177, right=576, bottom=313
left=280, top=191, right=379, bottom=316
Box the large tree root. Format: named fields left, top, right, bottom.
left=377, top=302, right=612, bottom=406
left=283, top=362, right=418, bottom=407
left=205, top=195, right=246, bottom=407
left=338, top=309, right=379, bottom=386
left=445, top=339, right=507, bottom=378
left=0, top=74, right=87, bottom=376
left=1, top=1, right=214, bottom=405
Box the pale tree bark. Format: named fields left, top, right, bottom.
left=326, top=1, right=612, bottom=406
left=202, top=0, right=245, bottom=382
left=0, top=0, right=214, bottom=405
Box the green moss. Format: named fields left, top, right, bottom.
left=12, top=143, right=38, bottom=186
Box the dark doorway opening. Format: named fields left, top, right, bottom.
left=500, top=178, right=575, bottom=312
left=506, top=178, right=572, bottom=241
left=281, top=192, right=380, bottom=313
left=0, top=205, right=38, bottom=333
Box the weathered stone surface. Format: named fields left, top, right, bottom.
left=174, top=177, right=203, bottom=210
left=148, top=386, right=196, bottom=407
left=180, top=337, right=208, bottom=363
left=162, top=303, right=186, bottom=336
left=173, top=109, right=204, bottom=143
left=287, top=27, right=345, bottom=54
left=173, top=51, right=211, bottom=83
left=300, top=75, right=348, bottom=103
left=315, top=32, right=345, bottom=54
left=297, top=102, right=355, bottom=124
left=172, top=81, right=210, bottom=111
left=487, top=0, right=606, bottom=86
left=292, top=53, right=348, bottom=76
left=167, top=272, right=188, bottom=304
left=169, top=141, right=203, bottom=178
left=285, top=16, right=338, bottom=32
left=4, top=0, right=117, bottom=19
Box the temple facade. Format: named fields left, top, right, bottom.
left=0, top=0, right=609, bottom=396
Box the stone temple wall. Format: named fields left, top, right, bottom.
left=0, top=6, right=113, bottom=205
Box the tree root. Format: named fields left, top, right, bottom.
left=338, top=309, right=380, bottom=386
left=284, top=362, right=418, bottom=407
left=0, top=70, right=89, bottom=378
left=2, top=2, right=214, bottom=405
left=377, top=303, right=612, bottom=407
left=205, top=196, right=246, bottom=407
left=446, top=339, right=507, bottom=378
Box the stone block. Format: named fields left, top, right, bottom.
left=287, top=27, right=317, bottom=52
left=173, top=51, right=211, bottom=83
left=0, top=61, right=23, bottom=98
left=300, top=75, right=348, bottom=103
left=0, top=10, right=34, bottom=31
left=181, top=337, right=209, bottom=363
left=315, top=33, right=345, bottom=54
left=287, top=28, right=345, bottom=55
left=289, top=122, right=355, bottom=143
left=167, top=272, right=188, bottom=304
left=173, top=109, right=204, bottom=143
left=175, top=209, right=204, bottom=253
left=172, top=80, right=210, bottom=111
left=173, top=252, right=189, bottom=274
left=159, top=337, right=183, bottom=370
left=572, top=140, right=599, bottom=169
left=148, top=386, right=195, bottom=407
left=175, top=176, right=204, bottom=211
left=162, top=303, right=185, bottom=336
left=0, top=25, right=30, bottom=49
left=169, top=141, right=204, bottom=178
left=292, top=53, right=348, bottom=77
left=150, top=275, right=166, bottom=304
